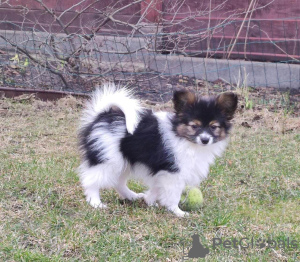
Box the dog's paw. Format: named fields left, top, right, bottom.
left=150, top=202, right=159, bottom=207
left=88, top=199, right=107, bottom=209
left=118, top=190, right=145, bottom=201
left=127, top=192, right=145, bottom=201
left=136, top=193, right=146, bottom=199
left=143, top=196, right=158, bottom=207
left=171, top=206, right=189, bottom=217
left=145, top=200, right=159, bottom=207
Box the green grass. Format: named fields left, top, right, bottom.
left=0, top=98, right=299, bottom=261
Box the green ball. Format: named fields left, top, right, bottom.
left=180, top=187, right=204, bottom=211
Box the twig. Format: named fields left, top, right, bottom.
left=0, top=35, right=69, bottom=88
left=227, top=0, right=255, bottom=59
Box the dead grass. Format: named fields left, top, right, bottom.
left=0, top=96, right=299, bottom=261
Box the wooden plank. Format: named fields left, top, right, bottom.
left=0, top=87, right=88, bottom=101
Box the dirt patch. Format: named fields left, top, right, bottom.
left=1, top=60, right=299, bottom=116
left=1, top=92, right=299, bottom=134
left=234, top=109, right=300, bottom=133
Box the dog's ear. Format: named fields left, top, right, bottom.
left=216, top=92, right=238, bottom=120
left=173, top=89, right=196, bottom=112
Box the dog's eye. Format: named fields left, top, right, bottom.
left=191, top=125, right=198, bottom=129
left=210, top=125, right=220, bottom=130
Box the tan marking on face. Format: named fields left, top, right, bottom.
left=209, top=120, right=219, bottom=126
left=213, top=128, right=221, bottom=137
left=176, top=124, right=197, bottom=138
left=219, top=127, right=227, bottom=139
left=189, top=120, right=202, bottom=127
left=176, top=124, right=186, bottom=137
left=212, top=125, right=227, bottom=141
left=209, top=121, right=224, bottom=138
left=186, top=125, right=195, bottom=134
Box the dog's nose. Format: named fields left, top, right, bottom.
left=201, top=137, right=210, bottom=144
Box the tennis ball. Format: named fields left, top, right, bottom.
left=180, top=187, right=203, bottom=211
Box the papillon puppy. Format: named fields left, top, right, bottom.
left=78, top=83, right=237, bottom=217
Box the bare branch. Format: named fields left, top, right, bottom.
left=58, top=0, right=87, bottom=20
left=0, top=0, right=284, bottom=93
left=64, top=0, right=101, bottom=30
left=0, top=34, right=69, bottom=88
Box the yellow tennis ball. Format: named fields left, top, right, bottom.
left=180, top=187, right=203, bottom=211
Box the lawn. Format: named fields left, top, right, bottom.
left=0, top=95, right=299, bottom=261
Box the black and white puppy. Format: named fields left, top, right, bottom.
left=78, top=83, right=238, bottom=217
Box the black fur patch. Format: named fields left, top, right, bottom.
left=121, top=110, right=179, bottom=175
left=79, top=108, right=125, bottom=166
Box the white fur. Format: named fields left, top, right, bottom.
left=78, top=83, right=144, bottom=208
left=80, top=82, right=143, bottom=134
left=78, top=86, right=229, bottom=217
left=139, top=112, right=228, bottom=216
left=198, top=132, right=214, bottom=145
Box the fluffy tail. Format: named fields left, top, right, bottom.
left=81, top=83, right=143, bottom=134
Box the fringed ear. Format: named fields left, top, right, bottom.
left=216, top=92, right=238, bottom=120
left=173, top=89, right=196, bottom=112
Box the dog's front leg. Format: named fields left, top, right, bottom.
left=155, top=174, right=188, bottom=217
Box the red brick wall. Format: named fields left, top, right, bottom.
left=1, top=0, right=299, bottom=61
left=162, top=0, right=300, bottom=61
left=0, top=0, right=141, bottom=33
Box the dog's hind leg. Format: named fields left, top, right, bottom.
left=115, top=166, right=145, bottom=201
left=143, top=187, right=159, bottom=207
left=78, top=162, right=119, bottom=209
left=84, top=184, right=106, bottom=209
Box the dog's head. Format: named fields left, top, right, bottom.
left=172, top=89, right=238, bottom=145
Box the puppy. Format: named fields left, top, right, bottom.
left=78, top=83, right=237, bottom=217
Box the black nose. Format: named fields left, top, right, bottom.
left=201, top=137, right=209, bottom=144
